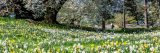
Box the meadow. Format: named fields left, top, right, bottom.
left=0, top=17, right=160, bottom=53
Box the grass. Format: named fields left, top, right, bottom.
left=0, top=17, right=160, bottom=53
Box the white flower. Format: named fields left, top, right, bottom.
left=16, top=45, right=18, bottom=48
left=73, top=44, right=77, bottom=48
left=65, top=47, right=69, bottom=51
left=113, top=51, right=118, bottom=53
left=4, top=49, right=8, bottom=53
left=82, top=51, right=85, bottom=53
left=103, top=36, right=107, bottom=39
left=60, top=46, right=64, bottom=51
left=77, top=43, right=81, bottom=47
left=74, top=38, right=79, bottom=41
left=73, top=50, right=77, bottom=53
left=129, top=45, right=134, bottom=53
left=2, top=42, right=6, bottom=46
left=76, top=43, right=83, bottom=49
left=23, top=44, right=28, bottom=49
left=150, top=47, right=154, bottom=52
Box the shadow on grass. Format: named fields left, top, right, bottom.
left=48, top=24, right=159, bottom=34
left=107, top=28, right=152, bottom=34
left=32, top=20, right=159, bottom=34
left=51, top=24, right=102, bottom=32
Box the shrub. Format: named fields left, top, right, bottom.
left=114, top=13, right=123, bottom=28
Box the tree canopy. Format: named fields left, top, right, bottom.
left=0, top=0, right=160, bottom=29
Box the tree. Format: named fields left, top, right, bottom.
left=145, top=0, right=160, bottom=27
left=123, top=0, right=139, bottom=28
left=59, top=0, right=99, bottom=27
left=93, top=0, right=113, bottom=30
left=0, top=0, right=68, bottom=24
left=24, top=0, right=67, bottom=24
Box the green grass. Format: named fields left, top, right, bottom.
left=0, top=17, right=160, bottom=53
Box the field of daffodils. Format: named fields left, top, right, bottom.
left=0, top=17, right=160, bottom=53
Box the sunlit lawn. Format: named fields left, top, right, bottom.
left=0, top=17, right=160, bottom=53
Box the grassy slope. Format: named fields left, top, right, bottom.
left=0, top=17, right=160, bottom=52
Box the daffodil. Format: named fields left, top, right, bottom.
left=123, top=41, right=128, bottom=45
left=47, top=48, right=52, bottom=53
left=153, top=37, right=158, bottom=41
left=143, top=44, right=148, bottom=48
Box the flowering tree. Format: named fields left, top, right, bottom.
left=0, top=0, right=67, bottom=24
left=23, top=0, right=67, bottom=23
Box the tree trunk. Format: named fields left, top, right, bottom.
left=102, top=18, right=105, bottom=30
left=123, top=0, right=126, bottom=29
left=144, top=0, right=149, bottom=28
left=44, top=0, right=67, bottom=24
left=45, top=7, right=60, bottom=24
left=51, top=10, right=59, bottom=24
left=123, top=6, right=126, bottom=29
